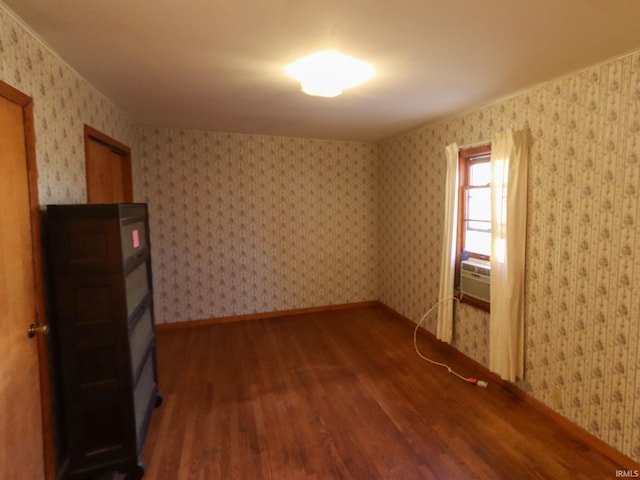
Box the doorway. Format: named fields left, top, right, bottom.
left=0, top=81, right=54, bottom=479
left=85, top=125, right=133, bottom=203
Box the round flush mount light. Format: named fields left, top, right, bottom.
left=284, top=50, right=376, bottom=98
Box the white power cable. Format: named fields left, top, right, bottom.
left=413, top=296, right=488, bottom=387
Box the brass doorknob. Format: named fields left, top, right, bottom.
left=27, top=323, right=49, bottom=338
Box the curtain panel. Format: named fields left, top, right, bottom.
left=436, top=143, right=459, bottom=343
left=489, top=128, right=530, bottom=381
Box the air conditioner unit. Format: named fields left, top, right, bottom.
left=460, top=259, right=491, bottom=303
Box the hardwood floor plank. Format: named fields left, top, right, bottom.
left=142, top=305, right=634, bottom=479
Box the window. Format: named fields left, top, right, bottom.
left=459, top=147, right=491, bottom=259
left=456, top=144, right=491, bottom=310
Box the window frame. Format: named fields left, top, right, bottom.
left=455, top=144, right=492, bottom=312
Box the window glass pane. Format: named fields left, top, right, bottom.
left=465, top=187, right=491, bottom=221
left=469, top=162, right=491, bottom=186
left=465, top=227, right=491, bottom=257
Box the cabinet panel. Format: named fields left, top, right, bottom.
left=68, top=230, right=110, bottom=265
left=133, top=353, right=155, bottom=443
left=73, top=284, right=116, bottom=327
left=130, top=307, right=153, bottom=379
left=125, top=262, right=150, bottom=316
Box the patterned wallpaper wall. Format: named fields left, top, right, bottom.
left=138, top=128, right=378, bottom=325
left=0, top=5, right=139, bottom=204
left=6, top=0, right=640, bottom=462
left=379, top=49, right=640, bottom=460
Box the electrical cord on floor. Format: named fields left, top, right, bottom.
left=413, top=296, right=488, bottom=388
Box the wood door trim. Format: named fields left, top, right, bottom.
left=84, top=124, right=131, bottom=154
left=0, top=81, right=55, bottom=480
left=84, top=124, right=133, bottom=202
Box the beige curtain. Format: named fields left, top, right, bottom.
left=436, top=143, right=459, bottom=343
left=489, top=128, right=530, bottom=381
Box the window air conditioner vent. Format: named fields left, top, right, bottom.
left=460, top=259, right=490, bottom=303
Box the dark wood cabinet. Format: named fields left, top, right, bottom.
left=45, top=203, right=161, bottom=480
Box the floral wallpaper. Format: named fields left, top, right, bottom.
left=0, top=4, right=139, bottom=205
left=138, top=128, right=378, bottom=325
left=378, top=50, right=640, bottom=460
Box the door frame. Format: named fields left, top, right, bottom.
left=84, top=124, right=133, bottom=203
left=0, top=80, right=55, bottom=480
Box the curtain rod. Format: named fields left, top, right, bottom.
left=457, top=139, right=491, bottom=150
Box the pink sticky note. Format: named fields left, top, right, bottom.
left=132, top=229, right=140, bottom=248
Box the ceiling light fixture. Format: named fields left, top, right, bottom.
left=284, top=50, right=376, bottom=98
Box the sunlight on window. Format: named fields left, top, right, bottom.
left=469, top=162, right=491, bottom=186
left=464, top=175, right=491, bottom=257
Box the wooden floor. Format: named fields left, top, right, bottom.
left=142, top=305, right=628, bottom=479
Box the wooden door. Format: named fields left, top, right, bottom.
left=0, top=83, right=53, bottom=479
left=85, top=125, right=132, bottom=203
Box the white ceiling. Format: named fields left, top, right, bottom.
left=5, top=0, right=640, bottom=142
